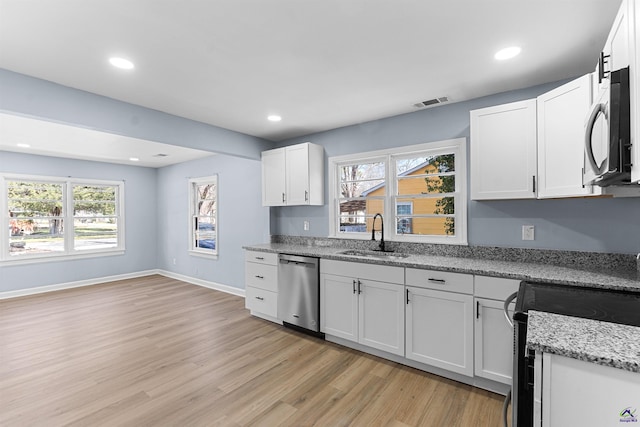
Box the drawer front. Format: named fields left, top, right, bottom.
left=320, top=259, right=404, bottom=284
left=245, top=286, right=277, bottom=318
left=245, top=250, right=278, bottom=266
left=474, top=275, right=521, bottom=300
left=245, top=262, right=278, bottom=292
left=406, top=268, right=473, bottom=294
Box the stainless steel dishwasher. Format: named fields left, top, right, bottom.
left=277, top=254, right=320, bottom=334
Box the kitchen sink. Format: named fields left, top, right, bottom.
left=338, top=249, right=410, bottom=260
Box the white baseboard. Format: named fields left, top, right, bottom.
left=157, top=270, right=245, bottom=298
left=0, top=269, right=246, bottom=300
left=0, top=269, right=160, bottom=300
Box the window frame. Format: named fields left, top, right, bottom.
left=328, top=138, right=467, bottom=245
left=1, top=173, right=125, bottom=264
left=188, top=175, right=218, bottom=259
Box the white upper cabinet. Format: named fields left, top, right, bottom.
left=537, top=74, right=595, bottom=198
left=262, top=142, right=324, bottom=206
left=261, top=148, right=287, bottom=206
left=629, top=0, right=639, bottom=183
left=470, top=99, right=538, bottom=200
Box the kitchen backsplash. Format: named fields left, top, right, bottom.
left=271, top=235, right=639, bottom=274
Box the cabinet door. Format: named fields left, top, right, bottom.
left=474, top=298, right=514, bottom=384
left=262, top=148, right=286, bottom=206
left=470, top=99, right=537, bottom=200
left=537, top=74, right=594, bottom=198
left=320, top=274, right=358, bottom=342
left=539, top=352, right=640, bottom=426
left=285, top=143, right=310, bottom=205
left=608, top=0, right=630, bottom=71
left=631, top=0, right=640, bottom=183
left=406, top=287, right=474, bottom=376
left=358, top=279, right=405, bottom=356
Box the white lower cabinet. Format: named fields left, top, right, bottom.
left=535, top=352, right=640, bottom=426
left=406, top=286, right=474, bottom=376
left=473, top=276, right=520, bottom=385
left=320, top=260, right=405, bottom=356
left=358, top=279, right=405, bottom=355
left=244, top=250, right=278, bottom=319
left=474, top=298, right=514, bottom=384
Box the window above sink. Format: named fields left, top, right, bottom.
left=328, top=138, right=468, bottom=245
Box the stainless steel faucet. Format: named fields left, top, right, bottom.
left=371, top=213, right=386, bottom=252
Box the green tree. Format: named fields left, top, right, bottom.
left=424, top=154, right=455, bottom=235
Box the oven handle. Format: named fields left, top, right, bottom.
left=504, top=291, right=518, bottom=328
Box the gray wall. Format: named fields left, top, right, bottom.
left=156, top=154, right=269, bottom=289
left=271, top=80, right=640, bottom=254
left=0, top=68, right=272, bottom=159
left=0, top=151, right=158, bottom=292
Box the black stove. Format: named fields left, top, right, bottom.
left=511, top=281, right=640, bottom=427
left=514, top=281, right=640, bottom=327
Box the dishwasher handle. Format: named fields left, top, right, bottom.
left=278, top=254, right=319, bottom=268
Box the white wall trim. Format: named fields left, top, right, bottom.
left=0, top=269, right=159, bottom=300
left=157, top=270, right=246, bottom=298
left=0, top=269, right=246, bottom=300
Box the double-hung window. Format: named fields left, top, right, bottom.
left=189, top=175, right=218, bottom=258
left=329, top=138, right=467, bottom=245
left=1, top=174, right=124, bottom=262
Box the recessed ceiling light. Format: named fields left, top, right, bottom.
left=129, top=157, right=140, bottom=162
left=109, top=57, right=135, bottom=70
left=17, top=143, right=31, bottom=148
left=267, top=115, right=282, bottom=122
left=494, top=46, right=521, bottom=60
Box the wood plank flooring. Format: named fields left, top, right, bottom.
left=0, top=275, right=506, bottom=426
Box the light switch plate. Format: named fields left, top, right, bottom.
left=522, top=225, right=535, bottom=240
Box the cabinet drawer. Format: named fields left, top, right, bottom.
left=406, top=268, right=473, bottom=294
left=245, top=250, right=278, bottom=265
left=245, top=262, right=278, bottom=292
left=474, top=275, right=521, bottom=300
left=245, top=286, right=277, bottom=318
left=320, top=259, right=404, bottom=284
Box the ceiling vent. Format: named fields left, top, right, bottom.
left=413, top=96, right=450, bottom=108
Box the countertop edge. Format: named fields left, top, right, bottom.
left=526, top=311, right=640, bottom=373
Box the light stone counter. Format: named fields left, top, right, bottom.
left=527, top=310, right=640, bottom=373
left=243, top=242, right=640, bottom=293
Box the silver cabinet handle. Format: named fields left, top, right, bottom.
left=255, top=296, right=264, bottom=301
left=305, top=190, right=308, bottom=201
left=357, top=279, right=362, bottom=294
left=428, top=278, right=446, bottom=284
left=352, top=280, right=356, bottom=294
left=255, top=275, right=264, bottom=279
left=255, top=256, right=264, bottom=260
left=282, top=193, right=286, bottom=203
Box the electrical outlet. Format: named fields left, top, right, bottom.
left=522, top=225, right=535, bottom=241
left=172, top=258, right=176, bottom=265
left=303, top=220, right=310, bottom=231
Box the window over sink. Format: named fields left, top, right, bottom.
left=328, top=138, right=467, bottom=245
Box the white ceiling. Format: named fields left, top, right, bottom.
left=0, top=0, right=621, bottom=164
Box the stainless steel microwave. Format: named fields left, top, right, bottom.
left=583, top=66, right=632, bottom=187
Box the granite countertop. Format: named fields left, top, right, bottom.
left=244, top=243, right=640, bottom=293
left=527, top=311, right=640, bottom=373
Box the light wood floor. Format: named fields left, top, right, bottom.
left=1, top=275, right=506, bottom=426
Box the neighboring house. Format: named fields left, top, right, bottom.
left=341, top=161, right=452, bottom=235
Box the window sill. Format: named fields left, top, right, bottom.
left=189, top=249, right=218, bottom=260
left=1, top=249, right=125, bottom=266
